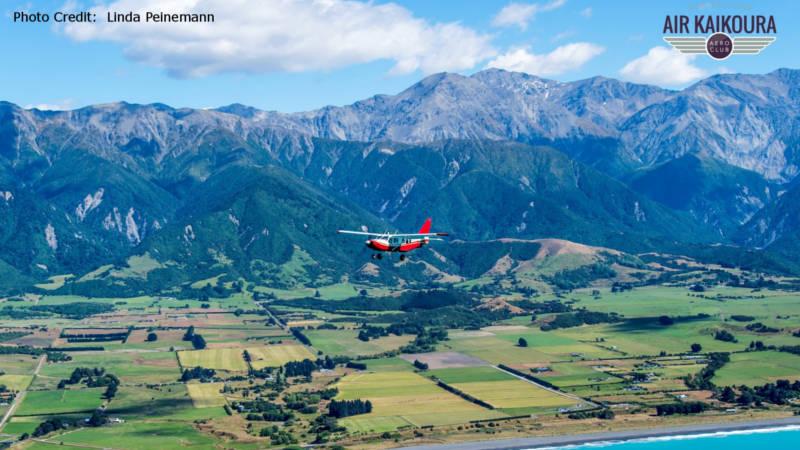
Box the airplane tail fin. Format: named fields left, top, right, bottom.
left=418, top=218, right=431, bottom=234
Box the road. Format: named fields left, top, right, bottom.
left=260, top=302, right=318, bottom=355
left=0, top=354, right=46, bottom=430
left=396, top=416, right=800, bottom=450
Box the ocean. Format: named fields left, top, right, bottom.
left=534, top=426, right=800, bottom=450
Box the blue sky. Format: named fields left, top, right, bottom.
left=1, top=0, right=796, bottom=112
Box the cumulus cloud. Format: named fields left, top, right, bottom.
left=619, top=46, right=708, bottom=86
left=486, top=42, right=604, bottom=77
left=491, top=0, right=567, bottom=30
left=61, top=0, right=496, bottom=78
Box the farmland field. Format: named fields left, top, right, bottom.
left=4, top=276, right=800, bottom=448
left=186, top=382, right=227, bottom=408
left=305, top=329, right=414, bottom=357
left=449, top=378, right=579, bottom=410
left=177, top=348, right=249, bottom=371
left=713, top=351, right=800, bottom=386
left=245, top=343, right=315, bottom=369
left=334, top=371, right=506, bottom=432
left=15, top=388, right=105, bottom=416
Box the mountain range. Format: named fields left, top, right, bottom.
left=2, top=68, right=800, bottom=293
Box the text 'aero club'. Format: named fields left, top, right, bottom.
left=337, top=218, right=449, bottom=261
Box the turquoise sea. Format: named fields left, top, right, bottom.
left=534, top=426, right=800, bottom=450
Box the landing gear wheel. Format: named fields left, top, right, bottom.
left=376, top=253, right=383, bottom=260
left=399, top=254, right=406, bottom=261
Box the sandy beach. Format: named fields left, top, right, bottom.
left=396, top=416, right=800, bottom=450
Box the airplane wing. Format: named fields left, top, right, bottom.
left=387, top=232, right=450, bottom=237
left=337, top=230, right=382, bottom=236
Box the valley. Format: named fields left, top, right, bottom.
left=2, top=243, right=800, bottom=448
left=2, top=68, right=800, bottom=448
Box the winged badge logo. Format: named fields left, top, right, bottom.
left=664, top=33, right=776, bottom=60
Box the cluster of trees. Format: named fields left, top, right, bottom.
left=413, top=360, right=429, bottom=370
left=540, top=310, right=622, bottom=331
left=357, top=325, right=389, bottom=342
left=0, top=306, right=49, bottom=319
left=723, top=380, right=800, bottom=406
left=655, top=402, right=709, bottom=416
left=237, top=398, right=295, bottom=422
left=745, top=322, right=779, bottom=333
left=284, top=359, right=317, bottom=377
left=714, top=330, right=737, bottom=342
left=282, top=389, right=337, bottom=414
left=328, top=399, right=372, bottom=418
left=29, top=302, right=114, bottom=319
left=259, top=425, right=297, bottom=445
left=544, top=263, right=617, bottom=290
left=180, top=366, right=216, bottom=382
left=346, top=361, right=367, bottom=370
left=684, top=353, right=730, bottom=390
left=779, top=345, right=800, bottom=356
left=182, top=326, right=206, bottom=349
left=400, top=327, right=448, bottom=353
left=0, top=331, right=30, bottom=342
left=0, top=346, right=71, bottom=362
left=568, top=409, right=615, bottom=420
left=610, top=282, right=635, bottom=293
left=730, top=315, right=755, bottom=322
left=514, top=300, right=572, bottom=314
left=32, top=409, right=108, bottom=437
left=57, top=367, right=119, bottom=398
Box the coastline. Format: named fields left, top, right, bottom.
left=395, top=416, right=800, bottom=450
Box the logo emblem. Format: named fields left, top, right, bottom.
left=664, top=34, right=775, bottom=60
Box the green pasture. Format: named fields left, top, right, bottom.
left=15, top=388, right=105, bottom=416
left=430, top=366, right=516, bottom=384
left=713, top=351, right=800, bottom=386
left=305, top=329, right=413, bottom=357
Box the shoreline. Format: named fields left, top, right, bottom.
left=395, top=416, right=800, bottom=450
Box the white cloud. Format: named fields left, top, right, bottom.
left=551, top=30, right=574, bottom=42
left=491, top=0, right=567, bottom=30
left=61, top=0, right=496, bottom=78
left=24, top=99, right=76, bottom=111
left=619, top=46, right=708, bottom=86
left=486, top=42, right=604, bottom=77
left=580, top=7, right=592, bottom=18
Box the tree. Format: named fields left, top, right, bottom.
left=88, top=409, right=107, bottom=427
left=146, top=332, right=158, bottom=342
left=191, top=334, right=207, bottom=350
left=518, top=337, right=528, bottom=347
left=691, top=343, right=702, bottom=353
left=720, top=386, right=736, bottom=403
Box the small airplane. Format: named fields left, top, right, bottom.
left=337, top=218, right=449, bottom=260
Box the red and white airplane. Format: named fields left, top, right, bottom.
left=337, top=218, right=449, bottom=260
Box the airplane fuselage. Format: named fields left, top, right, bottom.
left=366, top=237, right=428, bottom=253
